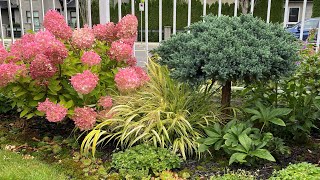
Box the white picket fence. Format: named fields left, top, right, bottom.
left=1, top=0, right=320, bottom=53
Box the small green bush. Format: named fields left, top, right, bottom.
left=0, top=94, right=12, bottom=113
left=270, top=162, right=320, bottom=180
left=210, top=170, right=256, bottom=180
left=0, top=149, right=67, bottom=180
left=112, top=144, right=182, bottom=179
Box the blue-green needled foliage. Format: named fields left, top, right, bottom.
left=155, top=15, right=299, bottom=107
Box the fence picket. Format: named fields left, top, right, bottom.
left=0, top=7, right=4, bottom=46
left=18, top=0, right=24, bottom=35
left=7, top=0, right=14, bottom=42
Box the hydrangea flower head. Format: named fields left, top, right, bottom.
left=43, top=10, right=72, bottom=40
left=98, top=96, right=113, bottom=109
left=109, top=41, right=133, bottom=62
left=37, top=98, right=67, bottom=122
left=72, top=25, right=95, bottom=49
left=0, top=63, right=26, bottom=87
left=9, top=33, right=40, bottom=62
left=70, top=70, right=99, bottom=94
left=114, top=66, right=149, bottom=92
left=116, top=14, right=138, bottom=40
left=72, top=107, right=97, bottom=131
left=93, top=22, right=116, bottom=42
left=81, top=50, right=101, bottom=66
left=30, top=54, right=57, bottom=79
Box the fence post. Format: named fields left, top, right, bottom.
left=118, top=0, right=121, bottom=22
left=317, top=21, right=320, bottom=52
left=203, top=0, right=206, bottom=17
left=234, top=0, right=238, bottom=17
left=88, top=0, right=92, bottom=27
left=187, top=0, right=191, bottom=30
left=30, top=0, right=34, bottom=31
left=300, top=0, right=307, bottom=40
left=52, top=0, right=55, bottom=10
left=41, top=0, right=45, bottom=23
left=8, top=0, right=14, bottom=42
left=63, top=0, right=68, bottom=23
left=159, top=0, right=162, bottom=42
left=173, top=0, right=176, bottom=34
left=267, top=0, right=271, bottom=23
left=283, top=0, right=289, bottom=28
left=145, top=0, right=148, bottom=62
left=250, top=0, right=254, bottom=14
left=76, top=0, right=80, bottom=28
left=99, top=0, right=110, bottom=23
left=0, top=7, right=4, bottom=46
left=218, top=0, right=222, bottom=17
left=18, top=0, right=24, bottom=36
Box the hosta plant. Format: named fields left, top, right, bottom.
left=199, top=120, right=275, bottom=165
left=81, top=59, right=223, bottom=159
left=0, top=10, right=148, bottom=131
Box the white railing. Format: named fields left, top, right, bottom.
left=0, top=0, right=319, bottom=52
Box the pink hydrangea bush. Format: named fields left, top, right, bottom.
left=0, top=10, right=146, bottom=131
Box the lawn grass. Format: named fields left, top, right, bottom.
left=0, top=149, right=68, bottom=180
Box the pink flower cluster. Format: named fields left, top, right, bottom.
left=0, top=44, right=8, bottom=63
left=115, top=14, right=138, bottom=45
left=30, top=54, right=57, bottom=79
left=0, top=63, right=26, bottom=87
left=72, top=107, right=97, bottom=131
left=43, top=10, right=72, bottom=40
left=114, top=66, right=149, bottom=92
left=109, top=41, right=135, bottom=65
left=98, top=96, right=113, bottom=109
left=93, top=22, right=116, bottom=42
left=70, top=70, right=99, bottom=94
left=37, top=98, right=68, bottom=122
left=9, top=31, right=68, bottom=64
left=81, top=51, right=101, bottom=66
left=72, top=25, right=95, bottom=49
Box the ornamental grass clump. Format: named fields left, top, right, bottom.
left=0, top=11, right=147, bottom=131
left=155, top=15, right=299, bottom=108
left=81, top=59, right=223, bottom=160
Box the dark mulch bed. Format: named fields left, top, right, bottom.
left=1, top=114, right=320, bottom=180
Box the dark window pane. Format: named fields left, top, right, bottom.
left=289, top=8, right=299, bottom=22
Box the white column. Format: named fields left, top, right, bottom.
left=145, top=0, right=148, bottom=61
left=173, top=0, right=177, bottom=34
left=131, top=0, right=134, bottom=14
left=250, top=0, right=254, bottom=14
left=118, top=0, right=122, bottom=21
left=88, top=0, right=92, bottom=27
left=76, top=0, right=80, bottom=28
left=0, top=7, right=4, bottom=46
left=41, top=0, right=45, bottom=23
left=234, top=0, right=238, bottom=17
left=53, top=0, right=55, bottom=10
left=29, top=0, right=34, bottom=31
left=266, top=0, right=271, bottom=23
left=283, top=0, right=289, bottom=28
left=218, top=0, right=222, bottom=17
left=63, top=0, right=68, bottom=23
left=8, top=0, right=15, bottom=42
left=187, top=0, right=191, bottom=28
left=203, top=0, right=206, bottom=17
left=100, top=0, right=110, bottom=23
left=300, top=0, right=307, bottom=40
left=316, top=21, right=320, bottom=52
left=159, top=0, right=162, bottom=42
left=18, top=0, right=24, bottom=35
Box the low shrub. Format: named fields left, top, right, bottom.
left=112, top=144, right=182, bottom=179
left=81, top=59, right=222, bottom=160
left=0, top=94, right=13, bottom=114
left=270, top=162, right=320, bottom=180
left=210, top=169, right=256, bottom=180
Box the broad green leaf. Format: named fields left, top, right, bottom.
left=28, top=101, right=38, bottom=107
left=204, top=137, right=220, bottom=145
left=244, top=108, right=261, bottom=116
left=198, top=144, right=209, bottom=152
left=12, top=86, right=21, bottom=92
left=238, top=133, right=252, bottom=152
left=269, top=118, right=286, bottom=126
left=250, top=149, right=275, bottom=162
left=229, top=153, right=247, bottom=165
left=33, top=93, right=45, bottom=100
left=65, top=100, right=74, bottom=109
left=270, top=108, right=292, bottom=117
left=204, top=129, right=221, bottom=138
left=20, top=108, right=30, bottom=118
left=15, top=91, right=27, bottom=97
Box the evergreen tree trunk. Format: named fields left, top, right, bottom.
left=221, top=80, right=232, bottom=111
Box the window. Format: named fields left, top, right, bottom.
left=26, top=11, right=40, bottom=26
left=70, top=11, right=77, bottom=27
left=289, top=8, right=299, bottom=23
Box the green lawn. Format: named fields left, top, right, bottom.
left=0, top=149, right=67, bottom=180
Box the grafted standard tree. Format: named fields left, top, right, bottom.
left=155, top=15, right=299, bottom=109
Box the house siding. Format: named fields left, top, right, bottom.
left=287, top=1, right=313, bottom=25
